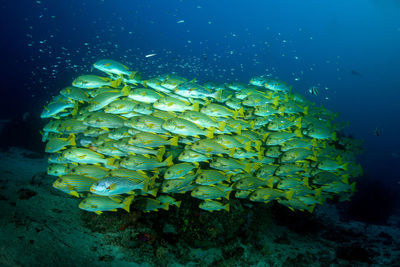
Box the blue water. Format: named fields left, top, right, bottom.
left=1, top=0, right=400, bottom=190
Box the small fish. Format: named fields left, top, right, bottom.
left=79, top=195, right=134, bottom=215
left=191, top=185, right=230, bottom=200
left=145, top=53, right=157, bottom=58
left=199, top=200, right=229, bottom=212
left=308, top=86, right=319, bottom=96
left=164, top=163, right=196, bottom=179
left=176, top=20, right=185, bottom=23
left=53, top=174, right=98, bottom=197
left=90, top=175, right=150, bottom=196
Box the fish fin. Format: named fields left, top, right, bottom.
left=315, top=188, right=322, bottom=197
left=110, top=77, right=122, bottom=88
left=175, top=200, right=182, bottom=208
left=206, top=127, right=214, bottom=139
left=69, top=191, right=80, bottom=198
left=170, top=136, right=179, bottom=146
left=164, top=155, right=173, bottom=166
left=266, top=178, right=274, bottom=188
left=224, top=203, right=230, bottom=212
left=122, top=195, right=135, bottom=213
left=294, top=129, right=302, bottom=137
left=225, top=191, right=230, bottom=200
left=244, top=141, right=252, bottom=152
left=273, top=96, right=279, bottom=106
left=156, top=146, right=166, bottom=161
left=332, top=132, right=338, bottom=141
left=286, top=190, right=294, bottom=200
left=110, top=209, right=118, bottom=212
left=236, top=125, right=242, bottom=135
left=94, top=211, right=103, bottom=215
left=218, top=121, right=226, bottom=132
left=121, top=85, right=131, bottom=96
left=303, top=106, right=309, bottom=116
left=129, top=71, right=137, bottom=80
left=162, top=203, right=170, bottom=211
left=69, top=134, right=76, bottom=146
left=244, top=163, right=252, bottom=174
left=342, top=174, right=349, bottom=184
left=100, top=127, right=109, bottom=131
left=193, top=101, right=199, bottom=112
left=303, top=177, right=309, bottom=187
left=214, top=89, right=223, bottom=102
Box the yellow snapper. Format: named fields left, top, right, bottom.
left=178, top=111, right=225, bottom=130
left=88, top=86, right=130, bottom=112
left=135, top=198, right=169, bottom=212
left=153, top=96, right=199, bottom=112
left=128, top=88, right=165, bottom=103
left=104, top=99, right=138, bottom=114
left=53, top=174, right=98, bottom=197
left=93, top=59, right=136, bottom=78
left=199, top=200, right=229, bottom=212
left=200, top=103, right=243, bottom=119
left=249, top=188, right=286, bottom=202
left=267, top=116, right=301, bottom=131
left=72, top=75, right=122, bottom=89
left=190, top=139, right=231, bottom=155
left=45, top=134, right=76, bottom=153
left=191, top=185, right=230, bottom=200
left=210, top=157, right=252, bottom=173
left=195, top=169, right=227, bottom=185
left=161, top=174, right=196, bottom=193
left=60, top=86, right=90, bottom=102
left=156, top=195, right=182, bottom=207
left=128, top=132, right=178, bottom=147
left=84, top=112, right=126, bottom=130
left=47, top=164, right=69, bottom=176
left=178, top=149, right=211, bottom=164
left=78, top=195, right=134, bottom=215
left=164, top=163, right=196, bottom=179
left=265, top=130, right=302, bottom=146
left=62, top=147, right=113, bottom=165
left=280, top=148, right=317, bottom=163
left=119, top=154, right=173, bottom=171
left=125, top=115, right=167, bottom=134
left=90, top=176, right=150, bottom=196
left=69, top=164, right=109, bottom=179
left=162, top=118, right=214, bottom=138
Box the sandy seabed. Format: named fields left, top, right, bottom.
left=0, top=147, right=399, bottom=267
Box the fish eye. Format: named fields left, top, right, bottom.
left=253, top=193, right=257, bottom=197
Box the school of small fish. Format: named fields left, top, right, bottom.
left=41, top=59, right=363, bottom=215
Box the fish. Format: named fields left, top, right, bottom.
left=199, top=200, right=229, bottom=212
left=78, top=195, right=134, bottom=215
left=195, top=169, right=227, bottom=185
left=128, top=132, right=178, bottom=147
left=191, top=185, right=230, bottom=200
left=60, top=86, right=90, bottom=102
left=90, top=175, right=150, bottom=196
left=45, top=134, right=76, bottom=153
left=93, top=59, right=137, bottom=78
left=83, top=112, right=126, bottom=130
left=125, top=115, right=167, bottom=134
left=164, top=163, right=196, bottom=179
left=135, top=198, right=169, bottom=212
left=162, top=118, right=214, bottom=138
left=62, top=147, right=113, bottom=165
left=308, top=86, right=319, bottom=96
left=153, top=96, right=199, bottom=112
left=72, top=75, right=122, bottom=89
left=119, top=154, right=173, bottom=171
left=53, top=174, right=98, bottom=197
left=178, top=149, right=211, bottom=164
left=128, top=88, right=165, bottom=103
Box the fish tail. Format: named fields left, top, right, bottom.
left=224, top=203, right=230, bottom=212
left=69, top=134, right=76, bottom=146
left=164, top=155, right=174, bottom=166
left=206, top=127, right=214, bottom=139
left=214, top=89, right=223, bottom=102
left=175, top=200, right=182, bottom=208
left=129, top=71, right=137, bottom=80
left=244, top=141, right=252, bottom=152
left=110, top=77, right=122, bottom=88
left=236, top=125, right=242, bottom=135
left=157, top=146, right=166, bottom=161
left=170, top=136, right=179, bottom=146
left=218, top=121, right=226, bottom=132
left=193, top=101, right=199, bottom=112
left=121, top=85, right=131, bottom=96
left=162, top=203, right=170, bottom=211
left=122, top=195, right=135, bottom=213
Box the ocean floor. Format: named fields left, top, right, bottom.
left=0, top=147, right=399, bottom=266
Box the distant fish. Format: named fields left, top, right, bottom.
left=350, top=70, right=362, bottom=77
left=308, top=86, right=319, bottom=96
left=145, top=54, right=157, bottom=58
left=177, top=20, right=185, bottom=24
left=374, top=127, right=380, bottom=136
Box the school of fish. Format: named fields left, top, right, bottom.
left=41, top=59, right=363, bottom=215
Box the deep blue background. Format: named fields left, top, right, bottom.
left=1, top=0, right=400, bottom=188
